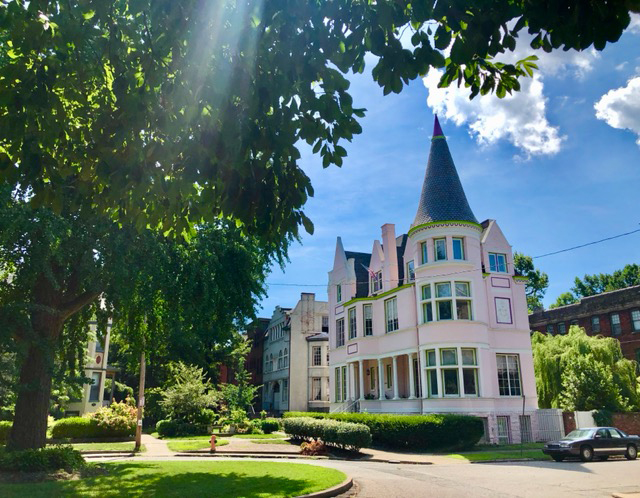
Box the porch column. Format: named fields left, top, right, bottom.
left=392, top=355, right=399, bottom=400
left=419, top=351, right=428, bottom=399
left=377, top=358, right=384, bottom=400
left=408, top=353, right=416, bottom=399
left=358, top=361, right=365, bottom=400
left=348, top=362, right=355, bottom=400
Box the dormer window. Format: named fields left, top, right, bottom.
left=488, top=253, right=507, bottom=273
left=406, top=260, right=415, bottom=282
left=435, top=238, right=447, bottom=261
left=372, top=271, right=382, bottom=293
left=452, top=238, right=465, bottom=260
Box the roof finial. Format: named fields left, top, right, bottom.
left=433, top=114, right=444, bottom=140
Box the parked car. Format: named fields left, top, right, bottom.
left=543, top=427, right=639, bottom=462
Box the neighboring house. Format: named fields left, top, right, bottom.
left=244, top=318, right=270, bottom=412
left=327, top=117, right=539, bottom=444
left=65, top=321, right=117, bottom=416
left=262, top=293, right=330, bottom=414
left=529, top=285, right=640, bottom=364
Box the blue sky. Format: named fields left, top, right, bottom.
left=257, top=19, right=640, bottom=316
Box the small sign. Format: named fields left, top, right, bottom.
left=139, top=397, right=145, bottom=407
left=347, top=343, right=358, bottom=355
left=137, top=419, right=143, bottom=426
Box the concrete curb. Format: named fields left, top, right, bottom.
left=174, top=452, right=433, bottom=465
left=185, top=449, right=299, bottom=456
left=296, top=477, right=353, bottom=498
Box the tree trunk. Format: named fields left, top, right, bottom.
left=8, top=337, right=58, bottom=450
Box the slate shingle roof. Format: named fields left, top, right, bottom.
left=345, top=251, right=371, bottom=299
left=412, top=116, right=478, bottom=227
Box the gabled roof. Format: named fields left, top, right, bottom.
left=345, top=250, right=371, bottom=299
left=412, top=116, right=478, bottom=227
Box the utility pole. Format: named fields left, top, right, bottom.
left=134, top=349, right=146, bottom=452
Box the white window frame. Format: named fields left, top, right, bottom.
left=336, top=318, right=345, bottom=347
left=497, top=353, right=522, bottom=396
left=406, top=260, right=415, bottom=282
left=591, top=316, right=600, bottom=333
left=363, top=304, right=373, bottom=336
left=348, top=307, right=357, bottom=340
left=611, top=313, right=621, bottom=335
left=632, top=310, right=640, bottom=332
left=421, top=284, right=433, bottom=323
left=489, top=252, right=507, bottom=273
left=420, top=242, right=428, bottom=265
left=311, top=377, right=322, bottom=401
left=337, top=284, right=342, bottom=303
left=312, top=346, right=322, bottom=366
left=434, top=238, right=447, bottom=261
left=385, top=297, right=399, bottom=332
left=452, top=237, right=465, bottom=260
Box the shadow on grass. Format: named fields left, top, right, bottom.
left=0, top=461, right=344, bottom=498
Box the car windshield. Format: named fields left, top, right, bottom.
left=564, top=429, right=594, bottom=440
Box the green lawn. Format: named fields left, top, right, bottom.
left=67, top=442, right=140, bottom=452
left=447, top=449, right=550, bottom=462
left=0, top=461, right=347, bottom=497
left=233, top=434, right=286, bottom=439
left=166, top=439, right=229, bottom=452
left=474, top=443, right=545, bottom=451
left=152, top=434, right=219, bottom=441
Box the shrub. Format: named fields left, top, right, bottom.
left=300, top=440, right=328, bottom=456
left=283, top=417, right=371, bottom=451
left=283, top=412, right=483, bottom=450
left=90, top=399, right=136, bottom=436
left=261, top=418, right=281, bottom=434
left=156, top=419, right=208, bottom=438
left=593, top=409, right=614, bottom=427
left=0, top=445, right=85, bottom=472
left=51, top=417, right=99, bottom=439
left=0, top=420, right=12, bottom=443
left=143, top=387, right=167, bottom=427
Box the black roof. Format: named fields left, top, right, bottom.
left=412, top=118, right=478, bottom=226
left=345, top=251, right=371, bottom=299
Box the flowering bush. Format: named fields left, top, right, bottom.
left=89, top=399, right=137, bottom=436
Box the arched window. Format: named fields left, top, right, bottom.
left=284, top=348, right=289, bottom=367
left=278, top=350, right=283, bottom=369
left=270, top=354, right=274, bottom=372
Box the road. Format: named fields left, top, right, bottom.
left=98, top=455, right=640, bottom=497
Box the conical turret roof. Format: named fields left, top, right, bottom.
left=412, top=116, right=478, bottom=227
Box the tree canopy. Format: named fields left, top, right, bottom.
left=514, top=252, right=549, bottom=312
left=532, top=326, right=640, bottom=412
left=549, top=291, right=579, bottom=309
left=1, top=0, right=637, bottom=240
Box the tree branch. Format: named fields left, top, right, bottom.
left=60, top=291, right=101, bottom=321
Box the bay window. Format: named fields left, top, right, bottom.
left=421, top=285, right=433, bottom=323
left=435, top=238, right=447, bottom=261
left=497, top=354, right=522, bottom=396
left=423, top=347, right=480, bottom=398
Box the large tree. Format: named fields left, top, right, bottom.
left=572, top=263, right=640, bottom=298
left=1, top=0, right=638, bottom=237
left=532, top=326, right=640, bottom=412
left=514, top=252, right=549, bottom=312
left=0, top=186, right=273, bottom=449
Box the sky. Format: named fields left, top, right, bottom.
left=257, top=17, right=640, bottom=317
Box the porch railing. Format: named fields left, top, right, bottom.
left=331, top=399, right=360, bottom=414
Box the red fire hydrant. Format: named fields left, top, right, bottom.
left=210, top=434, right=217, bottom=453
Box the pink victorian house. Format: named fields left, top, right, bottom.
left=328, top=117, right=539, bottom=444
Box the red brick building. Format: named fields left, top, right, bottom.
left=244, top=318, right=270, bottom=412
left=529, top=285, right=640, bottom=365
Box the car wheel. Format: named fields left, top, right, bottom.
left=599, top=456, right=609, bottom=461
left=625, top=445, right=637, bottom=461
left=580, top=445, right=594, bottom=462
left=552, top=456, right=564, bottom=462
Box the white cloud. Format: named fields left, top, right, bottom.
left=594, top=76, right=640, bottom=146
left=422, top=38, right=599, bottom=157
left=629, top=13, right=640, bottom=34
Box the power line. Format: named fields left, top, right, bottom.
left=266, top=225, right=640, bottom=287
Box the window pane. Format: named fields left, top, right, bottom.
left=463, top=369, right=478, bottom=396
left=546, top=324, right=554, bottom=334
left=435, top=282, right=451, bottom=298
left=461, top=348, right=476, bottom=365
left=427, top=370, right=438, bottom=396
left=558, top=323, right=566, bottom=334
left=453, top=238, right=464, bottom=260
left=437, top=300, right=452, bottom=320
left=421, top=242, right=428, bottom=264
left=455, top=282, right=470, bottom=297
left=89, top=372, right=101, bottom=401
left=489, top=253, right=496, bottom=271
left=364, top=305, right=373, bottom=336
left=456, top=299, right=472, bottom=320
left=435, top=239, right=447, bottom=260
left=348, top=308, right=357, bottom=339
left=498, top=254, right=507, bottom=272
left=407, top=260, right=415, bottom=282
left=632, top=310, right=640, bottom=331
left=426, top=350, right=436, bottom=367
left=442, top=369, right=459, bottom=395
left=422, top=285, right=432, bottom=300
left=441, top=348, right=457, bottom=366
left=422, top=302, right=433, bottom=323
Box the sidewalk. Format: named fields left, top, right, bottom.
left=141, top=433, right=173, bottom=457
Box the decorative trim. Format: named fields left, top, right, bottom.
left=341, top=283, right=415, bottom=307
left=491, top=277, right=510, bottom=288
left=408, top=220, right=483, bottom=236
left=513, top=276, right=528, bottom=282
left=347, top=344, right=358, bottom=355
left=495, top=297, right=513, bottom=324
left=432, top=135, right=446, bottom=141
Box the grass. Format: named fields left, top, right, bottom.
left=474, top=442, right=544, bottom=451
left=67, top=442, right=139, bottom=452
left=447, top=449, right=550, bottom=462
left=166, top=439, right=229, bottom=452
left=232, top=434, right=286, bottom=439
left=0, top=461, right=347, bottom=497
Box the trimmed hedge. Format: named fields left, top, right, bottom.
left=51, top=416, right=133, bottom=439
left=0, top=421, right=12, bottom=443
left=0, top=445, right=85, bottom=472
left=283, top=417, right=371, bottom=451
left=156, top=419, right=208, bottom=438
left=260, top=418, right=281, bottom=434
left=283, top=412, right=483, bottom=450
